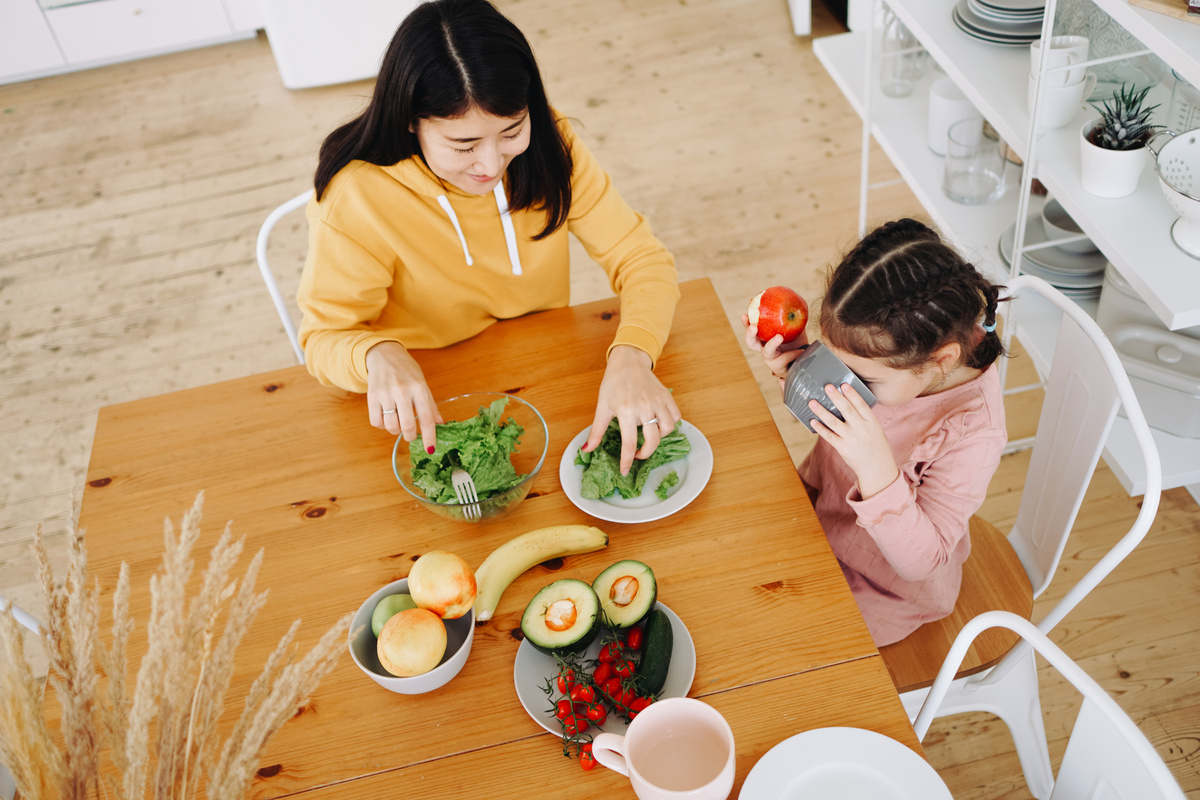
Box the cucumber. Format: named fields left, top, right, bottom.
left=635, top=607, right=673, bottom=695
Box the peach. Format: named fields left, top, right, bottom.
left=408, top=551, right=477, bottom=619
left=377, top=608, right=447, bottom=677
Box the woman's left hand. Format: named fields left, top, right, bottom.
left=808, top=383, right=899, bottom=499
left=583, top=345, right=681, bottom=476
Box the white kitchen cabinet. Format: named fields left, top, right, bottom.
left=47, top=0, right=235, bottom=65
left=813, top=0, right=1200, bottom=495
left=1, top=0, right=261, bottom=86
left=0, top=0, right=65, bottom=81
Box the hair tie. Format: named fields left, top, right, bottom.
left=981, top=320, right=996, bottom=333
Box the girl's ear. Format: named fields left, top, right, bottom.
left=934, top=342, right=962, bottom=369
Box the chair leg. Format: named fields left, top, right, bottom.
left=903, top=652, right=1054, bottom=800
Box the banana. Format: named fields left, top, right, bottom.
left=473, top=524, right=609, bottom=622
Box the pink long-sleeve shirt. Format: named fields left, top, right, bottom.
left=799, top=365, right=1006, bottom=647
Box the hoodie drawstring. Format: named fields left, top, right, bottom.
left=493, top=183, right=523, bottom=276
left=436, top=195, right=473, bottom=266
left=435, top=190, right=523, bottom=276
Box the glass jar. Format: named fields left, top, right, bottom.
left=880, top=8, right=924, bottom=98
left=1167, top=70, right=1200, bottom=133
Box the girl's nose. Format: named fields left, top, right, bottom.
left=473, top=144, right=502, bottom=177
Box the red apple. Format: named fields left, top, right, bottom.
left=747, top=286, right=809, bottom=343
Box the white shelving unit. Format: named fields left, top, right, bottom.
left=813, top=0, right=1200, bottom=497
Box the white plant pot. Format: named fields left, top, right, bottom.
left=1079, top=117, right=1149, bottom=199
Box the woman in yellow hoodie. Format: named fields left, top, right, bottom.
left=298, top=0, right=680, bottom=474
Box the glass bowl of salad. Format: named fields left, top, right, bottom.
left=392, top=392, right=548, bottom=523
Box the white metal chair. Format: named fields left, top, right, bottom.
left=1, top=595, right=43, bottom=800
left=883, top=274, right=1163, bottom=800
left=255, top=189, right=312, bottom=364
left=916, top=611, right=1185, bottom=800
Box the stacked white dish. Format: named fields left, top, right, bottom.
left=999, top=217, right=1106, bottom=299
left=953, top=0, right=1043, bottom=46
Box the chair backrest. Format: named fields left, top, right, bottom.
left=915, top=611, right=1186, bottom=800
left=255, top=189, right=313, bottom=365
left=1001, top=276, right=1161, bottom=638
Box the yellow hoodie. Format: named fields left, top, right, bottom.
left=297, top=116, right=680, bottom=393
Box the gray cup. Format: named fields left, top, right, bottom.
left=783, top=342, right=879, bottom=432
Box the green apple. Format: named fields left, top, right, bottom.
left=371, top=593, right=418, bottom=637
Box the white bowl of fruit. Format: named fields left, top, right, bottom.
left=348, top=551, right=476, bottom=694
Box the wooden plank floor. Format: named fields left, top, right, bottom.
left=1, top=0, right=1196, bottom=796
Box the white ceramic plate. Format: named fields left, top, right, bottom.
left=999, top=219, right=1106, bottom=288
left=954, top=1, right=1042, bottom=35
left=558, top=421, right=713, bottom=524
left=952, top=7, right=1038, bottom=45
left=739, top=728, right=953, bottom=800
left=513, top=602, right=697, bottom=736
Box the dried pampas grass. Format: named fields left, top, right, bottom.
left=0, top=492, right=352, bottom=800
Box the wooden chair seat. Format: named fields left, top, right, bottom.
left=879, top=515, right=1034, bottom=693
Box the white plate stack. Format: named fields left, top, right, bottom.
left=952, top=0, right=1044, bottom=46
left=999, top=218, right=1107, bottom=299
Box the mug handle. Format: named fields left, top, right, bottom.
left=591, top=732, right=630, bottom=776
left=1080, top=71, right=1097, bottom=101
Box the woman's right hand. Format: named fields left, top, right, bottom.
left=741, top=314, right=808, bottom=388
left=365, top=341, right=443, bottom=451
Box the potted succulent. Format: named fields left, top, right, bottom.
left=1079, top=84, right=1164, bottom=199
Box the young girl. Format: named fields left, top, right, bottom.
left=746, top=218, right=1008, bottom=646
left=298, top=0, right=680, bottom=474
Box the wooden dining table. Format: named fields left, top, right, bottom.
left=70, top=277, right=923, bottom=798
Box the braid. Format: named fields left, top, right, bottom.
left=822, top=219, right=1008, bottom=371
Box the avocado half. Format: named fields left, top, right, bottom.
left=592, top=560, right=657, bottom=628
left=520, top=578, right=602, bottom=655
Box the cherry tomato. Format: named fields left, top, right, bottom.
left=598, top=643, right=620, bottom=663
left=555, top=699, right=573, bottom=720
left=585, top=703, right=608, bottom=724
left=613, top=657, right=635, bottom=679
left=614, top=687, right=636, bottom=709
left=556, top=668, right=577, bottom=694
left=626, top=626, right=645, bottom=650
left=580, top=743, right=596, bottom=771
left=563, top=715, right=589, bottom=736
left=572, top=685, right=597, bottom=705
left=602, top=677, right=624, bottom=700
left=630, top=696, right=654, bottom=712
left=592, top=662, right=614, bottom=685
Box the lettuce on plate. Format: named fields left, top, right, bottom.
left=410, top=398, right=527, bottom=503
left=575, top=420, right=690, bottom=501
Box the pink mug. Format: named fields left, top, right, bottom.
left=591, top=697, right=736, bottom=800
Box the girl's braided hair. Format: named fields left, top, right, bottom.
left=820, top=219, right=1006, bottom=371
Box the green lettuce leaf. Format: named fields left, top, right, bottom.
left=576, top=420, right=690, bottom=500
left=409, top=398, right=527, bottom=503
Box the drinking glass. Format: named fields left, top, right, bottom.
left=880, top=8, right=923, bottom=98
left=942, top=118, right=1006, bottom=204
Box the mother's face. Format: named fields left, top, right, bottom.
left=412, top=106, right=531, bottom=195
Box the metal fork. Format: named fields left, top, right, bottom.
left=450, top=468, right=481, bottom=520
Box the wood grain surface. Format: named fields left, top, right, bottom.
left=287, top=657, right=920, bottom=800
left=68, top=279, right=896, bottom=798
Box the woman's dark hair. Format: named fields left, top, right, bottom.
left=820, top=218, right=1006, bottom=371
left=313, top=0, right=572, bottom=240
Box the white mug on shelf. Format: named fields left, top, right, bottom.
left=591, top=697, right=736, bottom=800
left=1030, top=35, right=1089, bottom=87
left=1028, top=71, right=1097, bottom=131
left=928, top=77, right=979, bottom=155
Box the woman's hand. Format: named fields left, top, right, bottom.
left=808, top=383, right=898, bottom=499
left=583, top=345, right=681, bottom=476
left=742, top=314, right=808, bottom=393
left=365, top=341, right=444, bottom=451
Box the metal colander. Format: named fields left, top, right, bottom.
left=1149, top=129, right=1200, bottom=259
